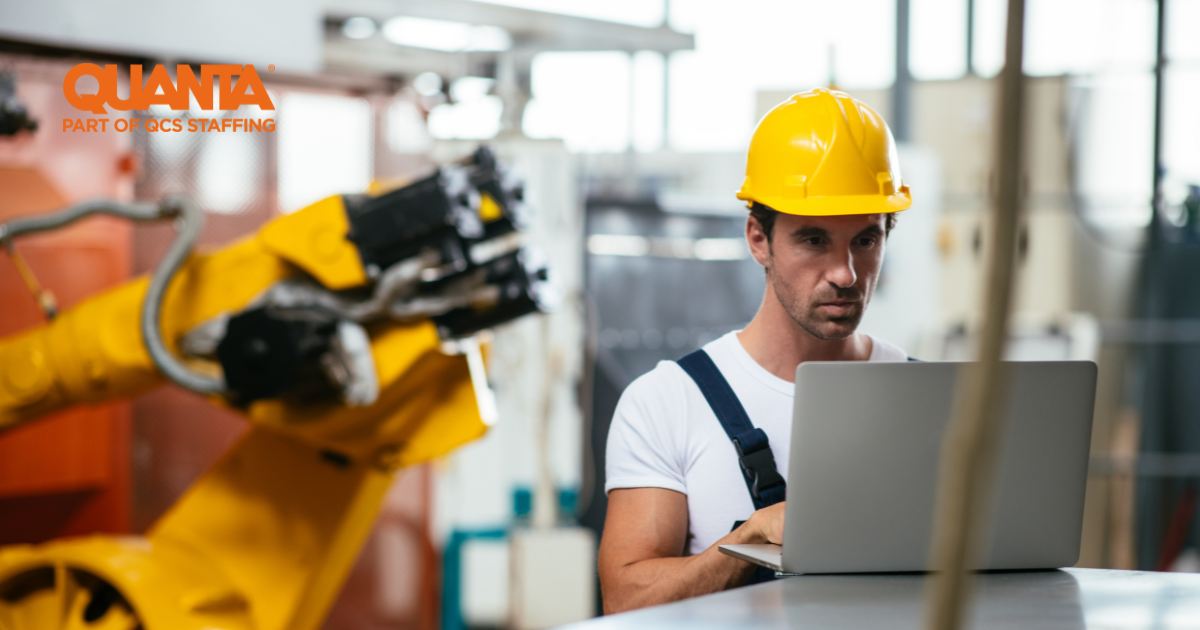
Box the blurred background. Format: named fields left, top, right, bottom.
left=0, top=0, right=1198, bottom=627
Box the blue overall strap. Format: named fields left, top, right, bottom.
left=676, top=350, right=786, bottom=510
left=677, top=349, right=785, bottom=585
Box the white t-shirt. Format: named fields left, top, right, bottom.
left=604, top=331, right=908, bottom=556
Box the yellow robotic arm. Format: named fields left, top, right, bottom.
left=0, top=147, right=547, bottom=630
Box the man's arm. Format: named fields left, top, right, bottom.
left=598, top=488, right=785, bottom=614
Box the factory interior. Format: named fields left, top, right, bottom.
left=1, top=0, right=1199, bottom=629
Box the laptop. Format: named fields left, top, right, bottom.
left=719, top=360, right=1096, bottom=574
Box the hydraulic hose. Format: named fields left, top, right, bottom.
left=138, top=197, right=227, bottom=396
left=0, top=197, right=228, bottom=397
left=0, top=199, right=163, bottom=240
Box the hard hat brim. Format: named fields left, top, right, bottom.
left=737, top=190, right=912, bottom=217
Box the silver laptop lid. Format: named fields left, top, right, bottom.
left=782, top=361, right=1096, bottom=574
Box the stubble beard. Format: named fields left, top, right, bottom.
left=768, top=265, right=873, bottom=342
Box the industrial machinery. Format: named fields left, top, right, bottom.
left=0, top=147, right=550, bottom=630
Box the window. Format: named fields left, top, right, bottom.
left=277, top=93, right=372, bottom=212
left=911, top=0, right=969, bottom=80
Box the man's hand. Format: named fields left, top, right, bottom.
left=599, top=488, right=786, bottom=614
left=746, top=501, right=786, bottom=545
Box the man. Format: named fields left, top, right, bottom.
left=597, top=88, right=913, bottom=613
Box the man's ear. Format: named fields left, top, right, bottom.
left=746, top=215, right=772, bottom=269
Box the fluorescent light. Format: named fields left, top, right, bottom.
left=412, top=71, right=444, bottom=96
left=384, top=17, right=472, bottom=51
left=587, top=234, right=748, bottom=260
left=587, top=234, right=649, bottom=257
left=467, top=25, right=512, bottom=52
left=342, top=16, right=377, bottom=40
left=652, top=237, right=695, bottom=259
left=382, top=17, right=511, bottom=52
left=415, top=70, right=448, bottom=96
left=427, top=96, right=503, bottom=140
left=694, top=238, right=748, bottom=260
left=450, top=77, right=495, bottom=103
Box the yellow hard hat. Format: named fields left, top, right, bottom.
left=737, top=87, right=911, bottom=216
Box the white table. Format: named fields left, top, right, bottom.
left=563, top=569, right=1200, bottom=629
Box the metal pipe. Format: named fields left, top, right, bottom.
left=924, top=0, right=1027, bottom=628
left=662, top=0, right=672, bottom=150
left=966, top=0, right=976, bottom=75
left=893, top=0, right=912, bottom=142
left=1134, top=0, right=1171, bottom=572
left=1150, top=0, right=1168, bottom=233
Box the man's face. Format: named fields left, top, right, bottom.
left=748, top=213, right=888, bottom=341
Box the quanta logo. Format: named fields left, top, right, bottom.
left=64, top=64, right=274, bottom=115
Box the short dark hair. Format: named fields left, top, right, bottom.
left=749, top=202, right=898, bottom=246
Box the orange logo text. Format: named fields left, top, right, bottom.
left=64, top=64, right=274, bottom=115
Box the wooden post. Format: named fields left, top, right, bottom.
left=924, top=0, right=1027, bottom=628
